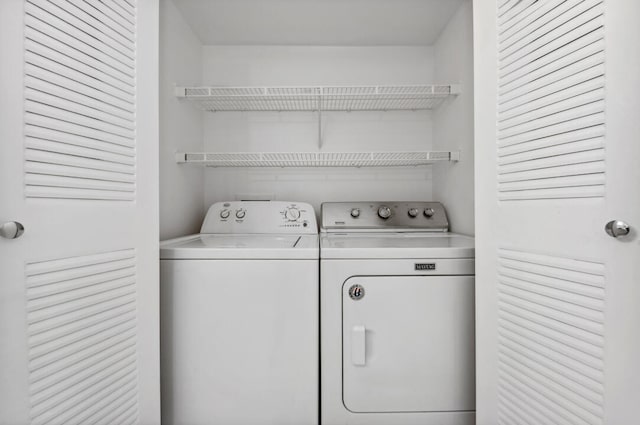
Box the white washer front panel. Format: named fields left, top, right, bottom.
left=161, top=259, right=318, bottom=425
left=342, top=275, right=475, bottom=413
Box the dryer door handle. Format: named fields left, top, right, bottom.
left=351, top=325, right=366, bottom=366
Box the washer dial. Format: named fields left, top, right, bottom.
left=285, top=207, right=301, bottom=221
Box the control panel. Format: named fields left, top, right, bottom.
left=321, top=202, right=448, bottom=232
left=201, top=201, right=318, bottom=234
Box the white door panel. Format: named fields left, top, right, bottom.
left=0, top=0, right=160, bottom=423
left=342, top=276, right=475, bottom=413
left=475, top=0, right=640, bottom=423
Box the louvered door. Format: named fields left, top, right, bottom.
left=0, top=0, right=160, bottom=423
left=475, top=1, right=640, bottom=424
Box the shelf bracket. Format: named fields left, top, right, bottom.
left=318, top=109, right=323, bottom=149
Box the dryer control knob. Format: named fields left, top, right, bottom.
left=235, top=209, right=246, bottom=219
left=378, top=206, right=392, bottom=219
left=424, top=208, right=435, bottom=218
left=350, top=208, right=361, bottom=218
left=220, top=209, right=230, bottom=219
left=408, top=208, right=419, bottom=218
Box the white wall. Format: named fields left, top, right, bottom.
left=433, top=1, right=475, bottom=235
left=201, top=46, right=436, bottom=214
left=159, top=0, right=205, bottom=239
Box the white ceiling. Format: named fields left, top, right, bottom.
left=172, top=0, right=465, bottom=46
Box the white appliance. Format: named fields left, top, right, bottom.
left=160, top=201, right=319, bottom=425
left=320, top=202, right=475, bottom=425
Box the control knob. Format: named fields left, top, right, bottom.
left=378, top=206, right=392, bottom=220
left=235, top=209, right=246, bottom=219
left=424, top=208, right=435, bottom=218
left=220, top=209, right=230, bottom=219
left=408, top=208, right=419, bottom=218
left=285, top=207, right=301, bottom=221
left=350, top=208, right=361, bottom=218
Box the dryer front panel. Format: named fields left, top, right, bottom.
left=342, top=275, right=475, bottom=413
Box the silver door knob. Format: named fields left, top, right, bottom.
left=0, top=221, right=24, bottom=239
left=605, top=220, right=630, bottom=238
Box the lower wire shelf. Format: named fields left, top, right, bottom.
left=175, top=151, right=460, bottom=168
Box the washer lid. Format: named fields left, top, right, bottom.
left=320, top=233, right=474, bottom=259
left=161, top=234, right=319, bottom=259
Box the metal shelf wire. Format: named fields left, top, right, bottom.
left=175, top=85, right=459, bottom=112
left=175, top=151, right=460, bottom=168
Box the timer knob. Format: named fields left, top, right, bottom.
left=235, top=209, right=246, bottom=219
left=285, top=207, right=301, bottom=221
left=350, top=208, right=361, bottom=218
left=424, top=208, right=435, bottom=218
left=408, top=208, right=419, bottom=218
left=220, top=209, right=230, bottom=219
left=378, top=206, right=392, bottom=219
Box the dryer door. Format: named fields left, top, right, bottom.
left=342, top=275, right=475, bottom=413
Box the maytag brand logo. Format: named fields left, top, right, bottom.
left=415, top=263, right=436, bottom=271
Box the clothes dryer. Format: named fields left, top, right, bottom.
left=320, top=202, right=475, bottom=425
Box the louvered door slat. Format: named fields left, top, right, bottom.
left=500, top=2, right=603, bottom=71
left=499, top=0, right=536, bottom=23
left=42, top=0, right=135, bottom=59
left=26, top=113, right=134, bottom=148
left=498, top=0, right=605, bottom=203
left=24, top=35, right=134, bottom=97
left=499, top=87, right=604, bottom=130
left=25, top=138, right=135, bottom=166
left=499, top=0, right=563, bottom=43
left=26, top=89, right=136, bottom=132
left=500, top=32, right=604, bottom=90
left=24, top=0, right=137, bottom=202
left=26, top=126, right=135, bottom=157
left=82, top=0, right=136, bottom=35
left=500, top=0, right=599, bottom=58
left=64, top=0, right=135, bottom=42
left=25, top=149, right=135, bottom=175
left=26, top=2, right=135, bottom=73
left=26, top=65, right=136, bottom=114
left=26, top=76, right=135, bottom=123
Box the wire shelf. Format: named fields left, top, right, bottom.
left=175, top=151, right=460, bottom=168
left=175, top=85, right=459, bottom=112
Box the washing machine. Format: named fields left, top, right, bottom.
left=160, top=201, right=318, bottom=425
left=320, top=202, right=475, bottom=425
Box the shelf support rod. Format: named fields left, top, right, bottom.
left=318, top=109, right=323, bottom=149
left=317, top=88, right=323, bottom=149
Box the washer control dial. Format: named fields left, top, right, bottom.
left=350, top=208, right=361, bottom=218
left=377, top=206, right=392, bottom=219
left=235, top=209, right=246, bottom=219
left=408, top=208, right=419, bottom=218
left=423, top=207, right=435, bottom=218
left=285, top=207, right=301, bottom=221
left=220, top=209, right=230, bottom=219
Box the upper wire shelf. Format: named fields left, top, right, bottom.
left=175, top=84, right=460, bottom=112
left=175, top=151, right=460, bottom=168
